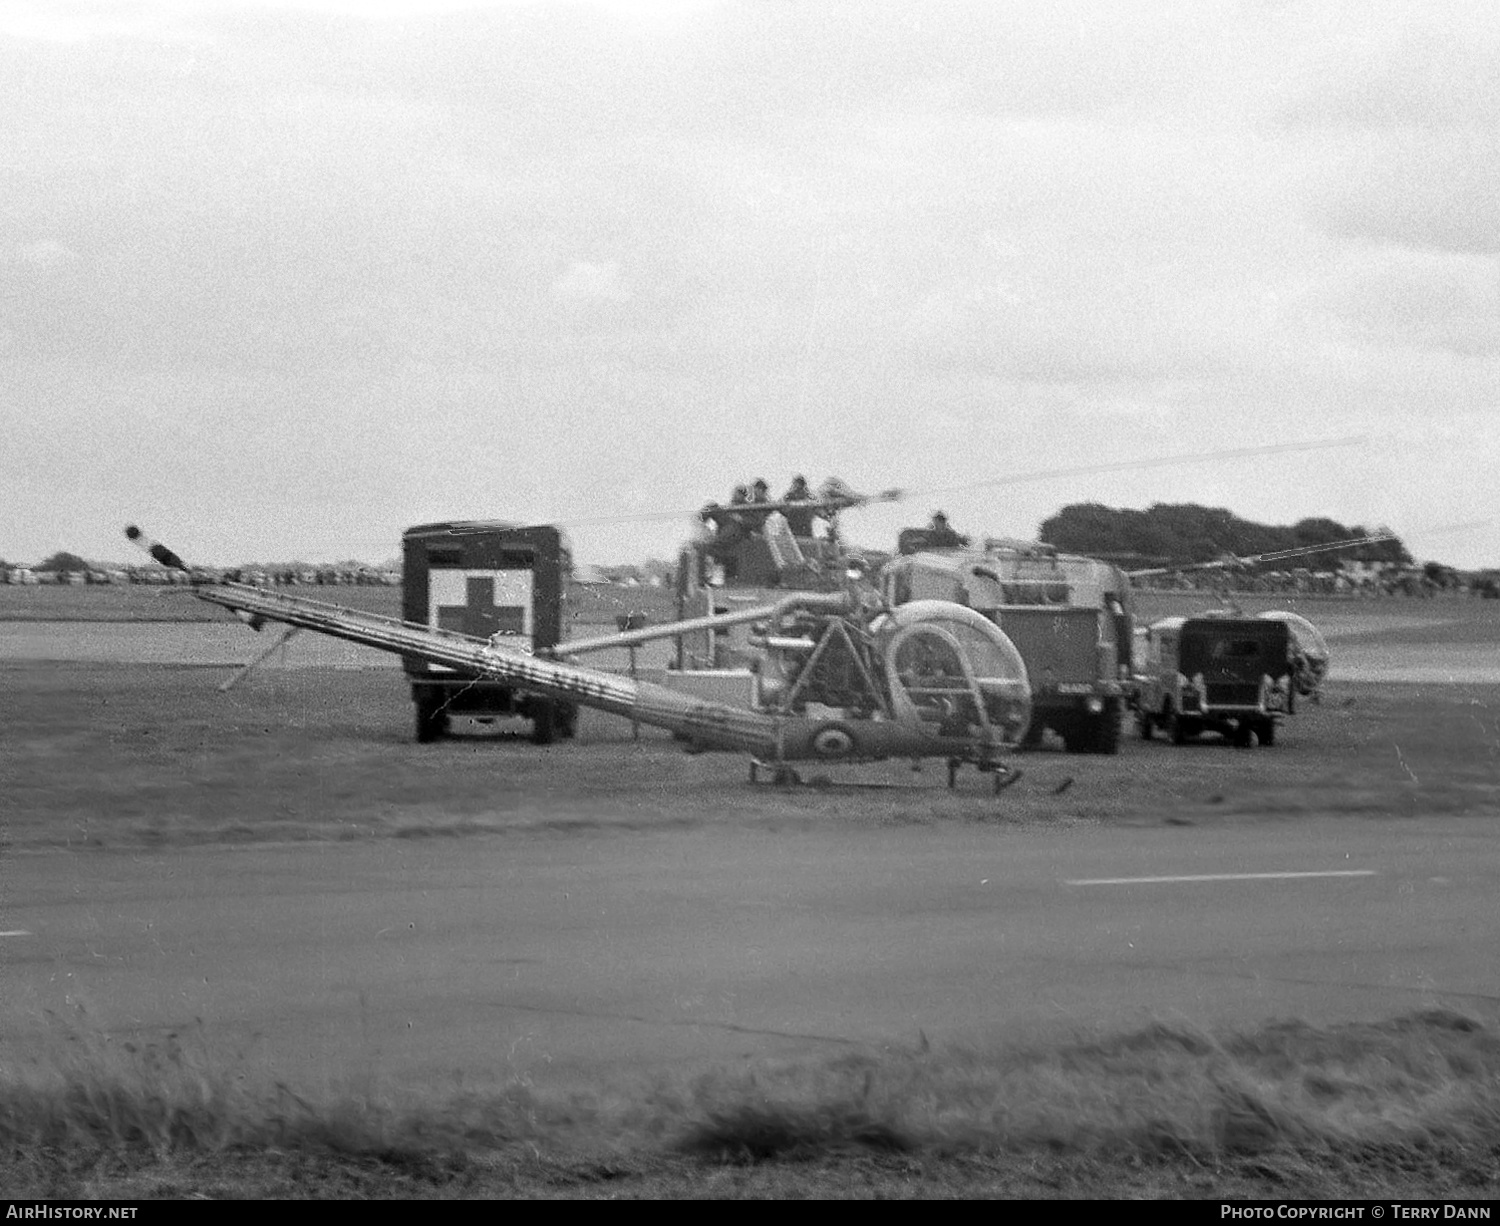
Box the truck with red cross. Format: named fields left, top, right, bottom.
left=402, top=521, right=577, bottom=744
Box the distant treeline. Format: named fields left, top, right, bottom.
left=1038, top=503, right=1412, bottom=568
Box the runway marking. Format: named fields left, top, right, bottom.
left=1064, top=870, right=1377, bottom=886
left=0, top=930, right=33, bottom=938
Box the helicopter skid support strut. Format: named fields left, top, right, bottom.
left=945, top=756, right=1023, bottom=795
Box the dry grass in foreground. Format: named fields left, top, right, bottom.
left=3, top=1010, right=1497, bottom=1199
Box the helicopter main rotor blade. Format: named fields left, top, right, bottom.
left=1126, top=532, right=1400, bottom=578
left=453, top=435, right=1365, bottom=534
left=913, top=436, right=1366, bottom=498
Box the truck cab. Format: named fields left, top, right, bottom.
left=1135, top=614, right=1293, bottom=747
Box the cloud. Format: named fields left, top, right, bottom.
left=7, top=239, right=81, bottom=269
left=1295, top=247, right=1500, bottom=357
left=1275, top=4, right=1500, bottom=133
left=1308, top=130, right=1500, bottom=255
left=550, top=260, right=632, bottom=304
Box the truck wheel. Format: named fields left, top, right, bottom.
left=414, top=694, right=448, bottom=743
left=1257, top=719, right=1276, bottom=747
left=530, top=702, right=558, bottom=746
left=1232, top=723, right=1253, bottom=748
left=556, top=702, right=579, bottom=740
left=1137, top=711, right=1154, bottom=741
left=1092, top=701, right=1122, bottom=755
left=1167, top=709, right=1191, bottom=745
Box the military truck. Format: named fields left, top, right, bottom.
left=402, top=521, right=577, bottom=744
left=880, top=541, right=1135, bottom=753
left=1134, top=614, right=1293, bottom=747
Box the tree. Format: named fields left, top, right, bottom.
left=1039, top=504, right=1411, bottom=569
left=36, top=551, right=90, bottom=574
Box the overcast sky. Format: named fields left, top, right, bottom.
left=3, top=0, right=1497, bottom=567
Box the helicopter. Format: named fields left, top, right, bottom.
left=123, top=524, right=1034, bottom=793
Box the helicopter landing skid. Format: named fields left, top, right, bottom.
left=748, top=758, right=1022, bottom=795
left=745, top=761, right=926, bottom=791
left=946, top=757, right=1024, bottom=795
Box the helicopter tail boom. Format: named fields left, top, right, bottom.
left=191, top=580, right=789, bottom=752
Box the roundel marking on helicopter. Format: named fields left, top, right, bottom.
left=811, top=724, right=857, bottom=759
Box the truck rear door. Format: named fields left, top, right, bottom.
left=1179, top=622, right=1289, bottom=708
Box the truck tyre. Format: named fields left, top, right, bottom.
left=414, top=692, right=448, bottom=743
left=1137, top=711, right=1154, bottom=741
left=1092, top=700, right=1122, bottom=755
left=556, top=702, right=579, bottom=740
left=1166, top=707, right=1191, bottom=745
left=1257, top=719, right=1276, bottom=747
left=530, top=701, right=558, bottom=746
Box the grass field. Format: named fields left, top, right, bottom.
left=4, top=596, right=1499, bottom=1198
left=5, top=661, right=1499, bottom=851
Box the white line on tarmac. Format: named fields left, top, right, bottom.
left=0, top=930, right=33, bottom=937
left=1064, top=871, right=1377, bottom=886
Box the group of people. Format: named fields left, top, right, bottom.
left=700, top=475, right=823, bottom=543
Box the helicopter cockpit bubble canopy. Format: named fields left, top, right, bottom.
left=1256, top=610, right=1329, bottom=665
left=874, top=601, right=1032, bottom=745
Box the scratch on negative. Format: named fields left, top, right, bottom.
left=1393, top=743, right=1418, bottom=784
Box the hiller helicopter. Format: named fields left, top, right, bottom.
left=123, top=523, right=1034, bottom=792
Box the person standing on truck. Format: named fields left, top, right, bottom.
left=925, top=511, right=970, bottom=549
left=782, top=475, right=817, bottom=537
left=742, top=479, right=772, bottom=532
left=701, top=487, right=752, bottom=581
